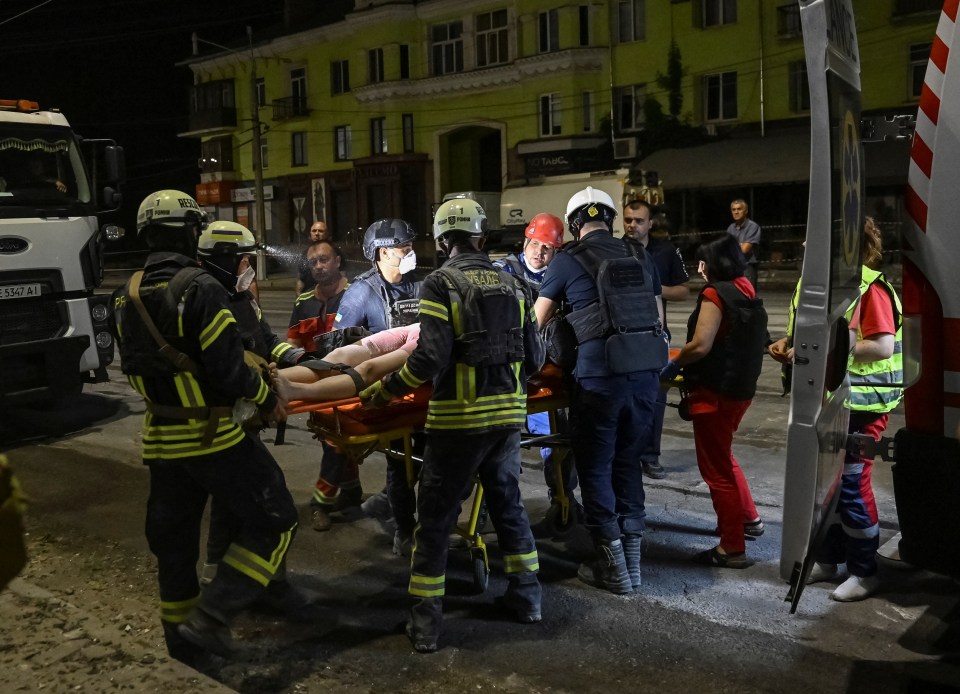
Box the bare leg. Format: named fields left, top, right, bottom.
left=278, top=348, right=411, bottom=402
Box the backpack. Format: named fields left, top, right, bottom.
left=563, top=238, right=668, bottom=374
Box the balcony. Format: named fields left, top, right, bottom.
left=893, top=0, right=943, bottom=17
left=272, top=96, right=310, bottom=121
left=184, top=107, right=237, bottom=136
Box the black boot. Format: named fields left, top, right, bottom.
left=622, top=534, right=642, bottom=592
left=406, top=598, right=442, bottom=653
left=177, top=607, right=236, bottom=658
left=496, top=571, right=542, bottom=623
left=577, top=538, right=633, bottom=595
left=258, top=580, right=334, bottom=623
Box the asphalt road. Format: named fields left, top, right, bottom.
left=2, top=287, right=959, bottom=693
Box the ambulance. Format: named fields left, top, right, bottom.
left=0, top=99, right=125, bottom=406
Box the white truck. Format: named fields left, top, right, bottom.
left=443, top=168, right=664, bottom=249
left=0, top=98, right=125, bottom=406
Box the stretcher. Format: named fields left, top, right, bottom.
left=286, top=363, right=571, bottom=592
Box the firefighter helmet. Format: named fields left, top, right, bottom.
left=525, top=213, right=564, bottom=248
left=565, top=186, right=617, bottom=238
left=136, top=190, right=207, bottom=235
left=432, top=199, right=487, bottom=240
left=197, top=221, right=257, bottom=257
left=362, top=218, right=416, bottom=261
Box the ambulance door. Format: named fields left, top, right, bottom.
left=780, top=0, right=864, bottom=610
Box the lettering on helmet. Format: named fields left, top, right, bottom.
left=178, top=198, right=200, bottom=210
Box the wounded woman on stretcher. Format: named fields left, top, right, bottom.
left=272, top=323, right=420, bottom=403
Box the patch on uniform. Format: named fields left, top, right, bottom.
left=334, top=312, right=343, bottom=323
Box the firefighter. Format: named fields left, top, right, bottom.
left=534, top=187, right=664, bottom=594
left=362, top=200, right=545, bottom=653
left=111, top=190, right=298, bottom=664
left=494, top=213, right=580, bottom=525
left=333, top=219, right=424, bottom=552
left=194, top=221, right=313, bottom=599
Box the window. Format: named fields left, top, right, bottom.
left=289, top=67, right=307, bottom=115
left=291, top=131, right=308, bottom=166
left=400, top=44, right=410, bottom=79
left=260, top=136, right=269, bottom=169
left=788, top=61, right=809, bottom=112
left=539, top=93, right=561, bottom=136
left=910, top=43, right=932, bottom=98
left=582, top=91, right=595, bottom=132
left=255, top=78, right=266, bottom=108
left=431, top=21, right=463, bottom=76
left=331, top=60, right=350, bottom=95
left=200, top=137, right=234, bottom=174
left=190, top=79, right=235, bottom=113
left=618, top=0, right=646, bottom=42
left=476, top=10, right=509, bottom=67
left=539, top=9, right=559, bottom=53
left=335, top=125, right=352, bottom=161
left=371, top=117, right=387, bottom=155
left=614, top=84, right=646, bottom=131
left=579, top=5, right=591, bottom=46
left=701, top=0, right=737, bottom=28
left=368, top=48, right=384, bottom=84
left=402, top=113, right=414, bottom=152
left=776, top=3, right=801, bottom=37
left=704, top=71, right=737, bottom=121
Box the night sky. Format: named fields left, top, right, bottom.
left=1, top=0, right=288, bottom=240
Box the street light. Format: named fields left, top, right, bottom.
left=192, top=27, right=268, bottom=281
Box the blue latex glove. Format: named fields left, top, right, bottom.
left=660, top=359, right=681, bottom=381
left=359, top=380, right=393, bottom=408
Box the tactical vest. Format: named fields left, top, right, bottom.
left=845, top=267, right=903, bottom=413
left=563, top=238, right=667, bottom=374
left=434, top=255, right=526, bottom=367
left=116, top=267, right=206, bottom=378
left=684, top=280, right=768, bottom=400
left=356, top=267, right=421, bottom=328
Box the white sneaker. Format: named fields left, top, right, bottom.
left=831, top=574, right=880, bottom=602
left=806, top=562, right=839, bottom=585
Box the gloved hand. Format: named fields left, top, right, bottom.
left=659, top=359, right=681, bottom=382
left=359, top=380, right=393, bottom=409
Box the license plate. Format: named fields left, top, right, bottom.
left=0, top=283, right=41, bottom=299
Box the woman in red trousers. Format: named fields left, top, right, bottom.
left=660, top=235, right=768, bottom=568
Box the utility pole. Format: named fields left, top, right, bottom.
left=248, top=26, right=268, bottom=281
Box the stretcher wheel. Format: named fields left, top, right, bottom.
left=471, top=548, right=489, bottom=593
left=543, top=501, right=578, bottom=538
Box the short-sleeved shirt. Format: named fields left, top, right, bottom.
left=849, top=282, right=896, bottom=340
left=538, top=229, right=662, bottom=379
left=727, top=218, right=761, bottom=265
left=700, top=276, right=755, bottom=340
left=287, top=288, right=346, bottom=346
left=646, top=236, right=688, bottom=333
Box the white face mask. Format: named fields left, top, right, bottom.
left=235, top=265, right=256, bottom=293
left=397, top=249, right=417, bottom=275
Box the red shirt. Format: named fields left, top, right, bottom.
left=849, top=282, right=896, bottom=340
left=700, top=276, right=755, bottom=339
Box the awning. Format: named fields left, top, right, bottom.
left=638, top=130, right=811, bottom=189
left=639, top=129, right=913, bottom=190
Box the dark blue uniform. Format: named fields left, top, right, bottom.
left=538, top=230, right=660, bottom=543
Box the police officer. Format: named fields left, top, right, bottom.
left=363, top=200, right=544, bottom=652
left=494, top=213, right=580, bottom=524
left=535, top=187, right=664, bottom=594
left=111, top=191, right=298, bottom=663
left=335, top=219, right=423, bottom=552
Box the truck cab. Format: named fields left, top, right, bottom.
left=0, top=99, right=124, bottom=406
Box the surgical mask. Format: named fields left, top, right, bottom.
left=235, top=265, right=256, bottom=293
left=397, top=250, right=417, bottom=275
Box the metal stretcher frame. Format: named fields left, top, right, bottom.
left=285, top=366, right=571, bottom=591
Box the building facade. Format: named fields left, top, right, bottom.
left=180, top=0, right=940, bottom=269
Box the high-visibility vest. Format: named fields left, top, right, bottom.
left=845, top=266, right=903, bottom=413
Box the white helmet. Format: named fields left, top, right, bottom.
left=565, top=186, right=617, bottom=238
left=136, top=190, right=207, bottom=235
left=198, top=221, right=257, bottom=257
left=433, top=199, right=487, bottom=240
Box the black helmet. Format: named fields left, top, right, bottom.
left=362, top=218, right=416, bottom=261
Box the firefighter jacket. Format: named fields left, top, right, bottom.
left=111, top=252, right=277, bottom=460
left=845, top=266, right=903, bottom=413
left=383, top=250, right=545, bottom=434
left=230, top=291, right=303, bottom=367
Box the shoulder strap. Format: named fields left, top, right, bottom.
left=127, top=269, right=200, bottom=375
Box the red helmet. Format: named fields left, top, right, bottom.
left=525, top=213, right=564, bottom=248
